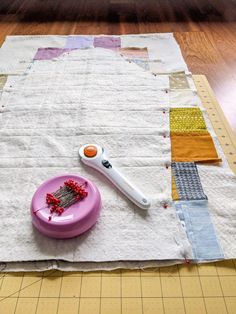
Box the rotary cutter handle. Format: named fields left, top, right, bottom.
left=79, top=144, right=151, bottom=210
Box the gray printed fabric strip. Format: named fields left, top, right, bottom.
left=172, top=162, right=207, bottom=200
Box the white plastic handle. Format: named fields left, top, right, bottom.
left=79, top=144, right=150, bottom=210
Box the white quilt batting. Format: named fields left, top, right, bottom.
left=0, top=34, right=235, bottom=272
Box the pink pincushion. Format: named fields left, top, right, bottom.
left=31, top=174, right=101, bottom=239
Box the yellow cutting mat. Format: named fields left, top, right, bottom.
left=1, top=75, right=236, bottom=314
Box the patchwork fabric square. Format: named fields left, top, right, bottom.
left=119, top=48, right=150, bottom=71
left=172, top=162, right=207, bottom=200
left=170, top=108, right=207, bottom=132
left=94, top=36, right=121, bottom=49
left=171, top=132, right=221, bottom=163
left=169, top=72, right=190, bottom=89
left=65, top=36, right=94, bottom=49
left=175, top=200, right=224, bottom=261
left=33, top=48, right=73, bottom=60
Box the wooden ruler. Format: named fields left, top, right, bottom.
left=194, top=75, right=236, bottom=174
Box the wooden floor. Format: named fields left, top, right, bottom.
left=1, top=0, right=236, bottom=133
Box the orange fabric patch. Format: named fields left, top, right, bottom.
left=171, top=132, right=221, bottom=163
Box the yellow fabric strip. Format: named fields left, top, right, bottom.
left=0, top=74, right=7, bottom=90
left=170, top=108, right=207, bottom=132
left=172, top=174, right=179, bottom=200
left=171, top=131, right=222, bottom=163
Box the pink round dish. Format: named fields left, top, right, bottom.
left=31, top=174, right=101, bottom=239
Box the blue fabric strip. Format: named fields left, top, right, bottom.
left=175, top=200, right=224, bottom=261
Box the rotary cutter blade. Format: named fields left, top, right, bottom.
left=79, top=144, right=151, bottom=210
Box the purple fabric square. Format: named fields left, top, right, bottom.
left=65, top=36, right=94, bottom=49
left=94, top=36, right=121, bottom=49
left=33, top=48, right=73, bottom=61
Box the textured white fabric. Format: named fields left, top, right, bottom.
left=1, top=34, right=236, bottom=272
left=121, top=33, right=188, bottom=73
left=0, top=47, right=193, bottom=265
left=0, top=36, right=66, bottom=74
left=198, top=165, right=236, bottom=259
left=0, top=34, right=188, bottom=75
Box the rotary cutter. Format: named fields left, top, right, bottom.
left=79, top=144, right=151, bottom=210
